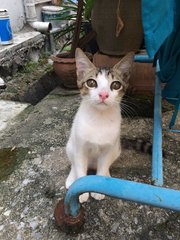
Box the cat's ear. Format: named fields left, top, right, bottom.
left=75, top=48, right=95, bottom=79
left=113, top=52, right=134, bottom=83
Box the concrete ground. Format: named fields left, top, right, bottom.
left=0, top=86, right=180, bottom=240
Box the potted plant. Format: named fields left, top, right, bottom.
left=51, top=0, right=94, bottom=89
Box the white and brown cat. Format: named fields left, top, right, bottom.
left=66, top=48, right=134, bottom=203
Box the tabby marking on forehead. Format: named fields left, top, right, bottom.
left=96, top=67, right=112, bottom=77
left=96, top=68, right=128, bottom=90
left=97, top=68, right=128, bottom=91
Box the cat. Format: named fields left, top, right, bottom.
left=65, top=48, right=134, bottom=203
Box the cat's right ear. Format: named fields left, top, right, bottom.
left=75, top=48, right=95, bottom=79
left=113, top=52, right=134, bottom=84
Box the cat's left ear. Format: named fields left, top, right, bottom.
left=75, top=48, right=95, bottom=79
left=113, top=52, right=134, bottom=83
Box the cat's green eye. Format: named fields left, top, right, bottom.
left=110, top=81, right=122, bottom=90
left=86, top=79, right=97, bottom=88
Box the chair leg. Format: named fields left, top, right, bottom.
left=169, top=100, right=180, bottom=131
left=152, top=72, right=163, bottom=186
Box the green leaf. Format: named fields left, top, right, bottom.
left=84, top=0, right=94, bottom=20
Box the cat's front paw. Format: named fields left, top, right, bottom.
left=91, top=192, right=105, bottom=201
left=79, top=193, right=89, bottom=203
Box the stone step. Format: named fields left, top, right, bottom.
left=0, top=100, right=29, bottom=132
left=0, top=27, right=45, bottom=76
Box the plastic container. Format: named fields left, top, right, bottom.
left=42, top=6, right=67, bottom=29
left=0, top=9, right=13, bottom=45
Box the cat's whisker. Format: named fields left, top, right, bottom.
left=121, top=107, right=134, bottom=119
left=121, top=99, right=138, bottom=110
left=121, top=97, right=139, bottom=109
left=121, top=103, right=138, bottom=118
left=121, top=104, right=137, bottom=116
left=121, top=108, right=136, bottom=119
left=122, top=106, right=137, bottom=119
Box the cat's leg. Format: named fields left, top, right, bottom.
left=91, top=145, right=120, bottom=201
left=65, top=141, right=77, bottom=189
left=66, top=142, right=89, bottom=203
left=74, top=154, right=90, bottom=203
left=65, top=165, right=76, bottom=189
left=66, top=164, right=89, bottom=203
left=66, top=164, right=89, bottom=204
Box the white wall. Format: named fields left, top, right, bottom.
left=0, top=0, right=52, bottom=33
left=1, top=0, right=26, bottom=33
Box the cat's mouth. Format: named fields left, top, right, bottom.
left=98, top=100, right=108, bottom=106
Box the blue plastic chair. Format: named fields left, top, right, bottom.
left=54, top=0, right=180, bottom=232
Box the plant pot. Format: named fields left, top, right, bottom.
left=52, top=53, right=77, bottom=89
left=91, top=0, right=143, bottom=56
left=52, top=52, right=92, bottom=89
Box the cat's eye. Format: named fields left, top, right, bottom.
left=110, top=81, right=122, bottom=90
left=86, top=79, right=97, bottom=88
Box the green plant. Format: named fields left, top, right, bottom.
left=54, top=0, right=94, bottom=57
left=20, top=55, right=52, bottom=74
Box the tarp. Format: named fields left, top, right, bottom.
left=157, top=28, right=180, bottom=104
left=142, top=0, right=179, bottom=104
left=154, top=0, right=180, bottom=104
left=141, top=0, right=175, bottom=58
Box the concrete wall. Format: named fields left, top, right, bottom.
left=0, top=0, right=51, bottom=33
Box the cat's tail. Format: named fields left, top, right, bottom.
left=121, top=138, right=152, bottom=155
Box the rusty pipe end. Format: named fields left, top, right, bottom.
left=54, top=199, right=85, bottom=233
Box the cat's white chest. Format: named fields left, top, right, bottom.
left=72, top=103, right=121, bottom=146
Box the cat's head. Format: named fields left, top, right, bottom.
left=75, top=48, right=134, bottom=109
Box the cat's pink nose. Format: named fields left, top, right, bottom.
left=99, top=91, right=109, bottom=101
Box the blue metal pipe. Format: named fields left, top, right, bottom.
left=134, top=55, right=153, bottom=63
left=64, top=176, right=180, bottom=217
left=134, top=56, right=163, bottom=185
left=152, top=68, right=163, bottom=186
left=168, top=129, right=180, bottom=133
